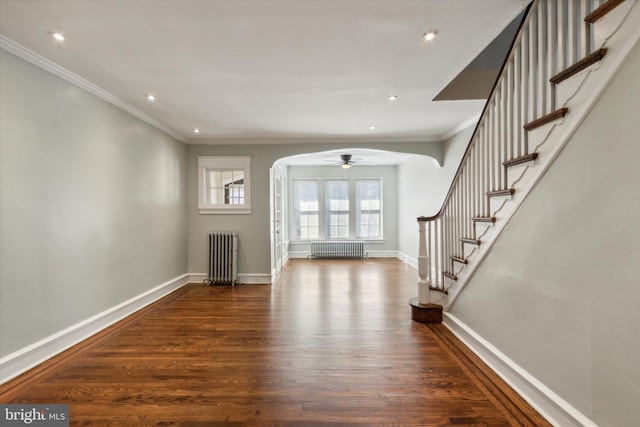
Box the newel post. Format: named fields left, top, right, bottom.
left=417, top=218, right=431, bottom=305
left=409, top=216, right=442, bottom=323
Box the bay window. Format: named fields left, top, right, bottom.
left=292, top=178, right=382, bottom=240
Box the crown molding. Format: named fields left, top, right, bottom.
left=186, top=134, right=443, bottom=145
left=0, top=35, right=186, bottom=143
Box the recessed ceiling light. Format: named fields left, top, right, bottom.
left=146, top=94, right=156, bottom=102
left=52, top=32, right=65, bottom=41
left=369, top=126, right=376, bottom=130
left=388, top=95, right=398, bottom=102
left=423, top=31, right=437, bottom=42
left=193, top=128, right=200, bottom=134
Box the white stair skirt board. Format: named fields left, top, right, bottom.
left=443, top=313, right=597, bottom=427
left=0, top=274, right=191, bottom=385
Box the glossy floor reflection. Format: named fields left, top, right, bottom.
left=2, top=259, right=549, bottom=425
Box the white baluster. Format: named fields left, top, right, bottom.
left=418, top=219, right=430, bottom=304
left=548, top=0, right=558, bottom=111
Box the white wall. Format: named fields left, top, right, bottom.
left=0, top=51, right=188, bottom=357
left=449, top=41, right=640, bottom=427
left=397, top=126, right=473, bottom=262
left=287, top=165, right=398, bottom=256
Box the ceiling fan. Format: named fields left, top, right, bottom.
left=326, top=154, right=369, bottom=169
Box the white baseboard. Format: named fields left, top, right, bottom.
left=442, top=313, right=597, bottom=427
left=396, top=251, right=418, bottom=269
left=288, top=250, right=401, bottom=259
left=288, top=251, right=310, bottom=259
left=366, top=250, right=399, bottom=258
left=192, top=272, right=271, bottom=285
left=188, top=273, right=207, bottom=283
left=0, top=273, right=190, bottom=385
left=238, top=273, right=272, bottom=285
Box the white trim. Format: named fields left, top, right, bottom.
left=396, top=251, right=418, bottom=269
left=198, top=207, right=252, bottom=215
left=288, top=250, right=402, bottom=260
left=188, top=273, right=208, bottom=284
left=288, top=251, right=311, bottom=259
left=366, top=250, right=399, bottom=258
left=238, top=274, right=272, bottom=285
left=197, top=156, right=252, bottom=215
left=0, top=35, right=185, bottom=143
left=442, top=313, right=597, bottom=427
left=192, top=272, right=272, bottom=285
left=0, top=274, right=190, bottom=385
left=186, top=135, right=442, bottom=145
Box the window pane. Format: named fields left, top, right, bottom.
left=294, top=181, right=319, bottom=239
left=356, top=180, right=381, bottom=239
left=210, top=188, right=224, bottom=205
left=295, top=181, right=319, bottom=211
left=326, top=181, right=349, bottom=211
left=207, top=169, right=247, bottom=206
left=326, top=181, right=349, bottom=239
left=221, top=170, right=233, bottom=183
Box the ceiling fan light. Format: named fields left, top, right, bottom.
left=423, top=31, right=437, bottom=41
left=341, top=163, right=351, bottom=169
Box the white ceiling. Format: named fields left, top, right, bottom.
left=0, top=0, right=528, bottom=146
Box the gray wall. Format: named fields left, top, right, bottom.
left=287, top=165, right=398, bottom=254
left=187, top=142, right=441, bottom=275
left=397, top=126, right=472, bottom=260
left=449, top=42, right=640, bottom=426
left=0, top=51, right=188, bottom=357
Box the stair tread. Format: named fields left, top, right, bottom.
left=503, top=153, right=539, bottom=167
left=472, top=216, right=496, bottom=223
left=461, top=237, right=481, bottom=245
left=487, top=189, right=515, bottom=197
left=523, top=108, right=569, bottom=131
left=429, top=286, right=448, bottom=295
left=450, top=256, right=468, bottom=265
left=585, top=0, right=625, bottom=23
left=442, top=271, right=458, bottom=281
left=550, top=49, right=607, bottom=84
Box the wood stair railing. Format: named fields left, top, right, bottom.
left=585, top=0, right=626, bottom=23
left=414, top=0, right=627, bottom=302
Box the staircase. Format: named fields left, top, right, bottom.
left=414, top=0, right=640, bottom=311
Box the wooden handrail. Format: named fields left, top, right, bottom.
left=417, top=1, right=534, bottom=223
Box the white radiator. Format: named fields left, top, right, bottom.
left=206, top=232, right=239, bottom=286
left=309, top=240, right=367, bottom=259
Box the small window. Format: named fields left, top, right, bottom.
left=198, top=156, right=251, bottom=214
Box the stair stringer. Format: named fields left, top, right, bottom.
left=441, top=1, right=640, bottom=311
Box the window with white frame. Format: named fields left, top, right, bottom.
left=356, top=179, right=381, bottom=239
left=293, top=180, right=319, bottom=239
left=326, top=180, right=349, bottom=238
left=292, top=178, right=382, bottom=240
left=198, top=156, right=251, bottom=214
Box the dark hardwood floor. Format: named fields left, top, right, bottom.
left=1, top=259, right=550, bottom=426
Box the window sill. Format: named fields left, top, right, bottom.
left=199, top=207, right=252, bottom=215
